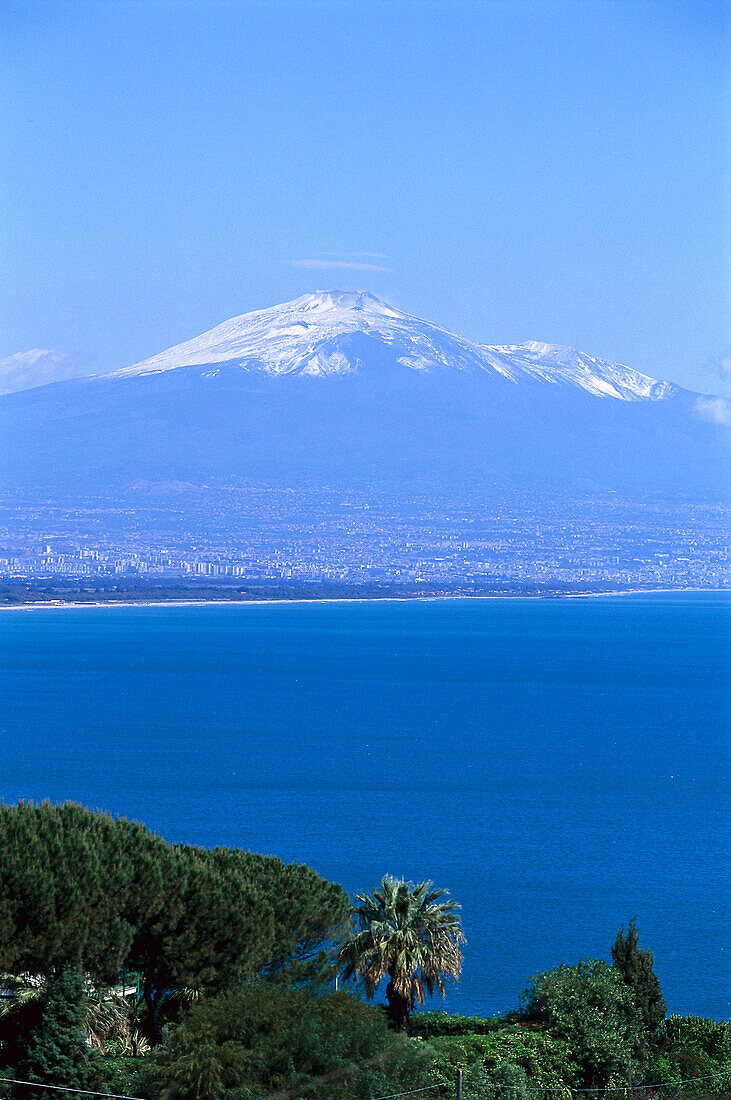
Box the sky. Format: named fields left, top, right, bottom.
left=1, top=0, right=729, bottom=394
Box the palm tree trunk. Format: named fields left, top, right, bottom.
left=385, top=971, right=410, bottom=1033
left=142, top=974, right=161, bottom=1046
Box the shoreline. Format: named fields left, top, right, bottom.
left=0, top=587, right=727, bottom=611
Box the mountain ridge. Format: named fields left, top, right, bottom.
left=0, top=291, right=727, bottom=507
left=108, top=291, right=679, bottom=403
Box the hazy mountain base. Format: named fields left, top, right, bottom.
left=1, top=360, right=727, bottom=502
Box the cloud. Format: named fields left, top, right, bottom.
left=316, top=251, right=392, bottom=261
left=289, top=258, right=392, bottom=272
left=695, top=395, right=731, bottom=426
left=0, top=349, right=97, bottom=395
left=699, top=350, right=731, bottom=394
left=716, top=353, right=731, bottom=377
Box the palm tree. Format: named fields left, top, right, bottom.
left=0, top=973, right=149, bottom=1055
left=338, top=876, right=465, bottom=1032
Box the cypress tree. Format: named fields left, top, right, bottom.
left=611, top=918, right=666, bottom=1033
left=17, top=967, right=104, bottom=1097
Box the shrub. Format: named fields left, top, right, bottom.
left=424, top=1027, right=579, bottom=1092
left=644, top=1015, right=731, bottom=1096
left=521, top=959, right=644, bottom=1088
left=142, top=983, right=432, bottom=1100
left=410, top=1013, right=505, bottom=1039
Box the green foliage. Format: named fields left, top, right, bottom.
left=17, top=967, right=106, bottom=1098
left=339, top=877, right=465, bottom=1032
left=0, top=803, right=349, bottom=1045
left=205, top=848, right=350, bottom=984
left=126, top=839, right=276, bottom=1043
left=143, top=983, right=432, bottom=1100
left=482, top=1061, right=528, bottom=1100
left=410, top=1012, right=505, bottom=1038
left=423, top=1026, right=580, bottom=1092
left=522, top=959, right=644, bottom=1088
left=0, top=975, right=142, bottom=1070
left=611, top=918, right=666, bottom=1032
left=645, top=1015, right=731, bottom=1096
left=100, top=1053, right=149, bottom=1096
left=0, top=802, right=139, bottom=982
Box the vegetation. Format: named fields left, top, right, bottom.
left=15, top=967, right=106, bottom=1100
left=1, top=803, right=729, bottom=1100
left=339, top=876, right=465, bottom=1032
left=0, top=802, right=348, bottom=1046
left=611, top=916, right=667, bottom=1033
left=521, top=959, right=644, bottom=1088
left=141, top=982, right=431, bottom=1100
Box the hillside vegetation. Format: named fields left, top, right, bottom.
left=0, top=803, right=728, bottom=1100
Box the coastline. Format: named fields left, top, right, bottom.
left=0, top=587, right=727, bottom=611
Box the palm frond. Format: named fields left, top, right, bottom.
left=338, top=876, right=465, bottom=1008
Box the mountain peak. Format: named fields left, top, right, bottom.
left=294, top=290, right=393, bottom=312
left=111, top=292, right=676, bottom=401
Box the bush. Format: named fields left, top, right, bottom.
left=644, top=1015, right=731, bottom=1096
left=522, top=959, right=644, bottom=1089
left=424, top=1027, right=579, bottom=1092
left=142, top=983, right=432, bottom=1100
left=410, top=1013, right=505, bottom=1039
left=460, top=1061, right=530, bottom=1100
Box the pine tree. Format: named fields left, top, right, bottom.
left=611, top=918, right=666, bottom=1033
left=0, top=803, right=350, bottom=1046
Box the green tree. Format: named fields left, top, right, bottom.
left=0, top=975, right=137, bottom=1063
left=339, top=876, right=465, bottom=1033
left=611, top=917, right=666, bottom=1033
left=206, top=848, right=350, bottom=983
left=0, top=802, right=139, bottom=982
left=522, top=959, right=644, bottom=1089
left=0, top=803, right=350, bottom=1047
left=16, top=967, right=105, bottom=1098
left=126, top=840, right=276, bottom=1044
left=128, top=844, right=349, bottom=1043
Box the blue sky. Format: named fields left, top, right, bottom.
left=1, top=0, right=728, bottom=393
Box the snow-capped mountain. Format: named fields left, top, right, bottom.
left=0, top=292, right=727, bottom=507
left=116, top=291, right=675, bottom=402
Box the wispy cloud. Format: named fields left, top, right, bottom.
left=0, top=349, right=96, bottom=395
left=317, top=251, right=392, bottom=261
left=696, top=395, right=731, bottom=426
left=288, top=252, right=392, bottom=273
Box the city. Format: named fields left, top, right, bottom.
left=0, top=486, right=726, bottom=602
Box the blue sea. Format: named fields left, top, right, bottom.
left=1, top=593, right=728, bottom=1019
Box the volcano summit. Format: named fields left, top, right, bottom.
left=0, top=292, right=727, bottom=505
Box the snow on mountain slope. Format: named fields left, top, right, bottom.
left=113, top=291, right=677, bottom=402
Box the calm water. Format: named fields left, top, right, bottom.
left=1, top=593, right=729, bottom=1019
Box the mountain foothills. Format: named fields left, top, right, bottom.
left=0, top=292, right=727, bottom=504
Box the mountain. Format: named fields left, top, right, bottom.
left=116, top=290, right=673, bottom=401
left=0, top=291, right=727, bottom=503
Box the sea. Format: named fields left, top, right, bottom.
left=1, top=592, right=728, bottom=1020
